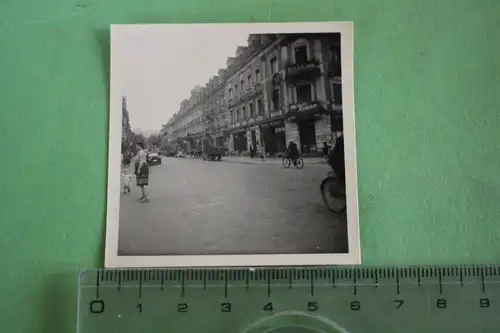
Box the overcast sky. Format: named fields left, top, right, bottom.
left=112, top=24, right=252, bottom=134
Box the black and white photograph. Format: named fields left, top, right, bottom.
left=105, top=22, right=359, bottom=267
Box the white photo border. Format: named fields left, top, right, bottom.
left=105, top=21, right=359, bottom=267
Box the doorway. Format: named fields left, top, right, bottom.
left=251, top=130, right=257, bottom=149
left=298, top=120, right=316, bottom=153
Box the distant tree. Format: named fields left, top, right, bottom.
left=147, top=134, right=162, bottom=148
left=130, top=132, right=146, bottom=153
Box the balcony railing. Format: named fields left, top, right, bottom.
left=285, top=59, right=321, bottom=84
left=228, top=83, right=264, bottom=107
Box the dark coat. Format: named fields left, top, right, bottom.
left=287, top=142, right=300, bottom=158
left=328, top=136, right=345, bottom=184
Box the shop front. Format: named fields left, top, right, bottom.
left=176, top=139, right=188, bottom=152
left=215, top=137, right=224, bottom=148
left=330, top=112, right=343, bottom=132
left=259, top=118, right=286, bottom=155
left=286, top=101, right=324, bottom=154
left=232, top=130, right=248, bottom=153
left=187, top=133, right=203, bottom=153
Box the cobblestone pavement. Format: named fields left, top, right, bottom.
left=118, top=157, right=348, bottom=256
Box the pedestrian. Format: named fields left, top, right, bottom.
left=322, top=141, right=329, bottom=162
left=286, top=140, right=300, bottom=166
left=327, top=134, right=345, bottom=187
left=249, top=145, right=255, bottom=158
left=121, top=169, right=132, bottom=194
left=322, top=141, right=329, bottom=156
left=134, top=142, right=150, bottom=203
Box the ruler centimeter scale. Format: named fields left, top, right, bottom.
left=77, top=265, right=500, bottom=333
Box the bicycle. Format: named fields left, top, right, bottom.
left=282, top=155, right=304, bottom=169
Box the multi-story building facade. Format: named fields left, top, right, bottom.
left=279, top=33, right=343, bottom=154
left=165, top=33, right=343, bottom=156
left=163, top=86, right=204, bottom=152
left=163, top=68, right=227, bottom=153
left=199, top=69, right=227, bottom=149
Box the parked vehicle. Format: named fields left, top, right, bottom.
left=203, top=147, right=226, bottom=161
left=176, top=151, right=185, bottom=158
left=147, top=152, right=162, bottom=165
left=320, top=170, right=346, bottom=212
left=200, top=138, right=227, bottom=161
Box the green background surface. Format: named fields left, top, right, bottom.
left=1, top=0, right=499, bottom=332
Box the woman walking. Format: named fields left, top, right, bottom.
left=134, top=142, right=150, bottom=203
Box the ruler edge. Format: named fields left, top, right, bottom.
left=78, top=264, right=500, bottom=286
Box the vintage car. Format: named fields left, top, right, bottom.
left=147, top=152, right=162, bottom=165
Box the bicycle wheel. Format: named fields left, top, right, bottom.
left=282, top=157, right=291, bottom=168
left=320, top=177, right=346, bottom=213
left=295, top=158, right=304, bottom=169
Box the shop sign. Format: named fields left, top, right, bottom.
left=289, top=101, right=319, bottom=113
left=331, top=76, right=342, bottom=84
left=287, top=111, right=322, bottom=122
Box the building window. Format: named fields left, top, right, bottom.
left=248, top=103, right=254, bottom=118
left=257, top=99, right=263, bottom=115
left=330, top=45, right=341, bottom=63
left=272, top=88, right=280, bottom=110
left=255, top=68, right=261, bottom=81
left=294, top=45, right=308, bottom=64
left=230, top=110, right=234, bottom=123
left=270, top=57, right=278, bottom=74
left=332, top=82, right=343, bottom=104
left=242, top=106, right=246, bottom=119
left=247, top=74, right=252, bottom=87
left=240, top=80, right=244, bottom=91
left=296, top=84, right=313, bottom=103
left=234, top=84, right=237, bottom=93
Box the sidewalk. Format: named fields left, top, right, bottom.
left=221, top=156, right=326, bottom=165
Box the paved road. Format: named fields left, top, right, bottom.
left=118, top=157, right=348, bottom=256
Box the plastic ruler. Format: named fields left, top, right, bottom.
left=77, top=265, right=500, bottom=332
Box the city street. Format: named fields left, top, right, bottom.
left=118, top=157, right=348, bottom=256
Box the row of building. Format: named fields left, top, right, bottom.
left=161, top=33, right=344, bottom=156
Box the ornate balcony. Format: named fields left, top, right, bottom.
left=240, top=83, right=264, bottom=104
left=228, top=83, right=264, bottom=107
left=285, top=59, right=321, bottom=84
